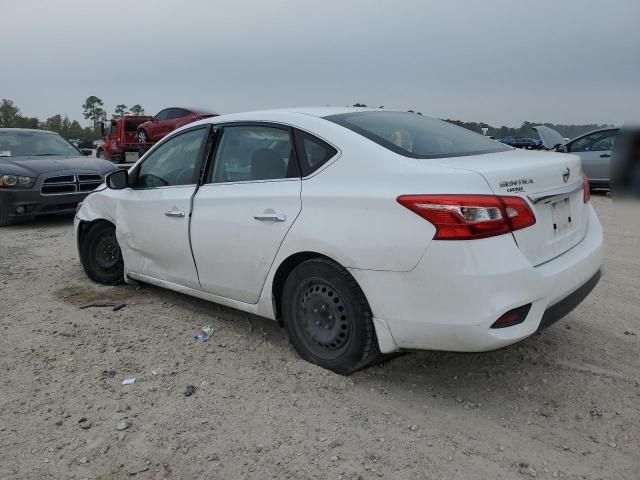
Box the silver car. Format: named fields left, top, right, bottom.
left=535, top=126, right=618, bottom=189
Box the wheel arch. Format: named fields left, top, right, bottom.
left=77, top=218, right=116, bottom=250
left=269, top=250, right=400, bottom=354
left=271, top=251, right=343, bottom=320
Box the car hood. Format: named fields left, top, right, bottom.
left=0, top=155, right=117, bottom=177
left=533, top=126, right=565, bottom=150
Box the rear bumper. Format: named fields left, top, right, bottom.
left=537, top=269, right=601, bottom=331
left=350, top=204, right=604, bottom=353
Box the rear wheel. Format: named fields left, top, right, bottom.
left=282, top=258, right=380, bottom=374
left=79, top=222, right=124, bottom=284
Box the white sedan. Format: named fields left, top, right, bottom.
left=74, top=108, right=603, bottom=373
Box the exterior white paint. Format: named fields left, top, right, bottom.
left=75, top=108, right=604, bottom=354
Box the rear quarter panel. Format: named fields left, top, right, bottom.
left=271, top=116, right=497, bottom=272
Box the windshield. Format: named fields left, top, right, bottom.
left=0, top=131, right=82, bottom=158
left=325, top=111, right=511, bottom=159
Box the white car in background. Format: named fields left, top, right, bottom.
left=535, top=125, right=618, bottom=189
left=74, top=108, right=603, bottom=373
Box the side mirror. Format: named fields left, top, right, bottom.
left=105, top=170, right=129, bottom=190
left=100, top=122, right=105, bottom=137
left=555, top=144, right=568, bottom=153
left=81, top=148, right=93, bottom=156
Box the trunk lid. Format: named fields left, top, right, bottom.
left=432, top=149, right=588, bottom=266
left=533, top=125, right=566, bottom=150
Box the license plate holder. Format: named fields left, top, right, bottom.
left=550, top=196, right=572, bottom=234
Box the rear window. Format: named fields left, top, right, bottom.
left=325, top=111, right=510, bottom=159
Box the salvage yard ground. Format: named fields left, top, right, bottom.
left=0, top=194, right=638, bottom=480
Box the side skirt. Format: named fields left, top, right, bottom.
left=127, top=272, right=268, bottom=318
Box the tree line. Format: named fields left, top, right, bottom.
left=0, top=97, right=614, bottom=141
left=0, top=96, right=145, bottom=140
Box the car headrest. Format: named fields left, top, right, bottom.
left=251, top=148, right=285, bottom=180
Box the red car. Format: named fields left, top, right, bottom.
left=136, top=107, right=218, bottom=143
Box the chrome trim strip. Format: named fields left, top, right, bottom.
left=527, top=180, right=583, bottom=205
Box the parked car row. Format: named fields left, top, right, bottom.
left=496, top=136, right=543, bottom=149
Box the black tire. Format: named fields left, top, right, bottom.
left=0, top=204, right=11, bottom=227
left=79, top=222, right=124, bottom=285
left=281, top=258, right=380, bottom=374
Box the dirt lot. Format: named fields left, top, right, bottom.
left=0, top=194, right=638, bottom=480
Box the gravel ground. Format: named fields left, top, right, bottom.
left=0, top=194, right=638, bottom=480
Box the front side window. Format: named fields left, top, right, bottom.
left=168, top=108, right=190, bottom=120
left=134, top=128, right=207, bottom=188
left=569, top=131, right=617, bottom=152
left=154, top=109, right=170, bottom=121
left=210, top=126, right=296, bottom=183
left=325, top=111, right=510, bottom=159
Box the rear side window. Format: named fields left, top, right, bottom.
left=294, top=129, right=338, bottom=176
left=325, top=111, right=510, bottom=159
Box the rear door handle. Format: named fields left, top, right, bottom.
left=254, top=213, right=286, bottom=222
left=165, top=210, right=185, bottom=218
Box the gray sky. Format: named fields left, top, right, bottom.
left=2, top=0, right=639, bottom=126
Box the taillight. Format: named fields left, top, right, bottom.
left=397, top=194, right=536, bottom=240
left=583, top=173, right=590, bottom=203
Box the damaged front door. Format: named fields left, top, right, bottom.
left=116, top=127, right=209, bottom=289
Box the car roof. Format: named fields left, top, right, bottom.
left=274, top=106, right=384, bottom=117
left=193, top=107, right=403, bottom=125
left=572, top=127, right=619, bottom=139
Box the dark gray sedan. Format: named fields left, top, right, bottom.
left=0, top=128, right=117, bottom=226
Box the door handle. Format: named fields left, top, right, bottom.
left=600, top=154, right=611, bottom=158
left=254, top=213, right=286, bottom=222
left=165, top=210, right=185, bottom=218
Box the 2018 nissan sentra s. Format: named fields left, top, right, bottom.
left=0, top=128, right=117, bottom=226
left=74, top=108, right=603, bottom=374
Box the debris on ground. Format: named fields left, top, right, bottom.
left=184, top=385, right=196, bottom=397
left=79, top=301, right=126, bottom=311
left=115, top=421, right=130, bottom=431
left=121, top=378, right=136, bottom=385
left=77, top=418, right=92, bottom=430
left=194, top=323, right=214, bottom=342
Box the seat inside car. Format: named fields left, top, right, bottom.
left=251, top=148, right=285, bottom=180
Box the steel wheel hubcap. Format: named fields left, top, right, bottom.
left=299, top=281, right=350, bottom=351
left=94, top=233, right=120, bottom=270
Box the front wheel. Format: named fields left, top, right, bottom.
left=137, top=130, right=148, bottom=144
left=0, top=205, right=11, bottom=227
left=281, top=258, right=380, bottom=374
left=79, top=222, right=124, bottom=284
left=96, top=149, right=104, bottom=159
